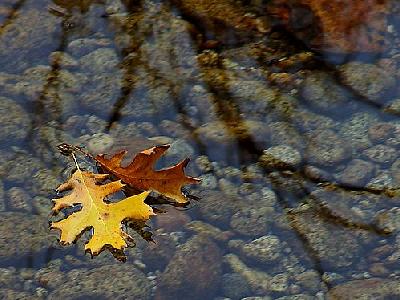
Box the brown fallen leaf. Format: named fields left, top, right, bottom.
left=95, top=144, right=200, bottom=203
left=51, top=168, right=155, bottom=258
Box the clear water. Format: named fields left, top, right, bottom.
left=1, top=0, right=400, bottom=299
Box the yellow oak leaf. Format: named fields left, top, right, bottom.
left=51, top=169, right=155, bottom=257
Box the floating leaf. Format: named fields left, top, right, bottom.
left=51, top=169, right=154, bottom=258
left=95, top=144, right=200, bottom=203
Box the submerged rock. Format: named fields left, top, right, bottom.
left=305, top=129, right=351, bottom=166
left=221, top=272, right=251, bottom=299
left=339, top=112, right=377, bottom=152
left=339, top=61, right=395, bottom=103
left=230, top=206, right=274, bottom=236
left=229, top=235, right=282, bottom=264
left=155, top=235, right=222, bottom=300
left=0, top=97, right=30, bottom=144
left=0, top=9, right=60, bottom=72
left=267, top=0, right=389, bottom=54
left=336, top=159, right=375, bottom=187
left=327, top=278, right=400, bottom=300
left=259, top=145, right=302, bottom=170
left=198, top=190, right=240, bottom=226
left=49, top=264, right=152, bottom=299
left=301, top=72, right=351, bottom=113
left=290, top=208, right=361, bottom=268
left=362, top=144, right=397, bottom=165
left=266, top=122, right=304, bottom=151
left=0, top=212, right=55, bottom=259
left=224, top=253, right=272, bottom=295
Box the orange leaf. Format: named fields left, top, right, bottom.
left=95, top=144, right=200, bottom=203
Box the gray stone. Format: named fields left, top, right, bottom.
left=0, top=97, right=30, bottom=143
left=229, top=81, right=298, bottom=120
left=384, top=98, right=400, bottom=115
left=68, top=38, right=112, bottom=57
left=374, top=207, right=400, bottom=233
left=266, top=122, right=304, bottom=151
left=221, top=273, right=251, bottom=299
left=224, top=253, right=272, bottom=295
left=367, top=170, right=395, bottom=190
left=198, top=173, right=218, bottom=190
left=49, top=264, right=152, bottom=299
left=80, top=72, right=122, bottom=116
left=292, top=109, right=337, bottom=132
left=0, top=212, right=55, bottom=258
left=301, top=72, right=351, bottom=112
left=156, top=236, right=222, bottom=300
left=199, top=191, right=240, bottom=226
left=368, top=122, right=395, bottom=143
left=363, top=144, right=397, bottom=165
left=390, top=158, right=400, bottom=186
left=290, top=208, right=361, bottom=268
left=185, top=221, right=233, bottom=242
left=6, top=187, right=31, bottom=212
left=49, top=51, right=78, bottom=69
left=306, top=129, right=351, bottom=167
left=259, top=145, right=302, bottom=169
left=294, top=270, right=321, bottom=293
left=336, top=159, right=375, bottom=187
left=0, top=9, right=60, bottom=72
left=338, top=62, right=396, bottom=103
left=270, top=273, right=288, bottom=292
left=230, top=206, right=274, bottom=236
left=0, top=181, right=5, bottom=212
left=80, top=48, right=119, bottom=73
left=240, top=235, right=282, bottom=264
left=339, top=113, right=376, bottom=152
left=87, top=133, right=115, bottom=154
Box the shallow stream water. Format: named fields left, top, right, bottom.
left=1, top=0, right=400, bottom=299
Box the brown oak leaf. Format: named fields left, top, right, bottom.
left=95, top=144, right=200, bottom=203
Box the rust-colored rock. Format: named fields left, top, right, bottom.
left=171, top=0, right=268, bottom=44
left=267, top=0, right=389, bottom=53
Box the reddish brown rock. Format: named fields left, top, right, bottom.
left=171, top=0, right=268, bottom=44
left=267, top=0, right=389, bottom=53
